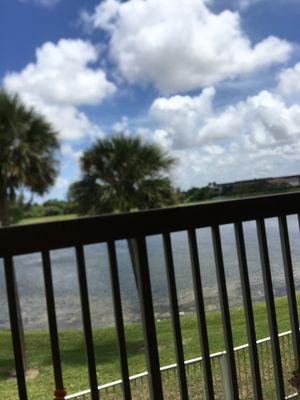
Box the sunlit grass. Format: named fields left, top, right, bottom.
left=0, top=294, right=296, bottom=399
left=17, top=214, right=78, bottom=225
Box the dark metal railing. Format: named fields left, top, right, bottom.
left=1, top=191, right=300, bottom=400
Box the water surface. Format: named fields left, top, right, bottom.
left=1, top=216, right=300, bottom=330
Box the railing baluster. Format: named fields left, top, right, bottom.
left=4, top=256, right=28, bottom=400
left=42, top=250, right=66, bottom=400
left=187, top=228, right=215, bottom=399
left=107, top=241, right=131, bottom=400
left=256, top=218, right=285, bottom=398
left=234, top=222, right=263, bottom=400
left=278, top=215, right=300, bottom=370
left=162, top=233, right=188, bottom=400
left=211, top=225, right=239, bottom=399
left=75, top=245, right=99, bottom=400
left=131, top=236, right=163, bottom=400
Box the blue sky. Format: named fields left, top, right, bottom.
left=1, top=0, right=300, bottom=200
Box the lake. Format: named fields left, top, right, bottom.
left=1, top=216, right=300, bottom=330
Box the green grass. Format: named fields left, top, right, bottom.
left=17, top=214, right=78, bottom=225
left=0, top=294, right=296, bottom=399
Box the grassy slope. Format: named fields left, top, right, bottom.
left=0, top=294, right=295, bottom=399
left=17, top=214, right=78, bottom=225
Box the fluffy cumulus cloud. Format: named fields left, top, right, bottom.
left=150, top=87, right=218, bottom=148
left=82, top=0, right=293, bottom=93
left=151, top=89, right=300, bottom=149
left=277, top=62, right=300, bottom=97
left=112, top=116, right=131, bottom=136
left=4, top=39, right=116, bottom=140
left=147, top=88, right=300, bottom=187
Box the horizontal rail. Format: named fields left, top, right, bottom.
left=1, top=191, right=300, bottom=257
left=65, top=330, right=296, bottom=400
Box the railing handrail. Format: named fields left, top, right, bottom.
left=1, top=191, right=300, bottom=257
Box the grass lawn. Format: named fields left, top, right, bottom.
left=17, top=214, right=78, bottom=225
left=0, top=294, right=296, bottom=399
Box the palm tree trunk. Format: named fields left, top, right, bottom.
left=0, top=189, right=11, bottom=227
left=13, top=270, right=27, bottom=371
left=0, top=188, right=26, bottom=369
left=127, top=239, right=141, bottom=297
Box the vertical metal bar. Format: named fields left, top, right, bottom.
left=75, top=245, right=99, bottom=400
left=162, top=233, right=188, bottom=400
left=256, top=218, right=285, bottom=398
left=278, top=215, right=300, bottom=370
left=211, top=225, right=239, bottom=399
left=3, top=256, right=28, bottom=400
left=42, top=250, right=66, bottom=400
left=187, top=228, right=215, bottom=399
left=107, top=241, right=131, bottom=400
left=234, top=222, right=263, bottom=400
left=131, top=236, right=163, bottom=400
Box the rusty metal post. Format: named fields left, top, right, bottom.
left=54, top=388, right=67, bottom=400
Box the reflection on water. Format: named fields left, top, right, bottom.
left=1, top=216, right=300, bottom=330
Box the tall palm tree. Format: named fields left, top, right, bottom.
left=0, top=90, right=59, bottom=226
left=0, top=90, right=59, bottom=370
left=68, top=135, right=178, bottom=291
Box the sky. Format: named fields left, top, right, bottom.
left=1, top=0, right=300, bottom=200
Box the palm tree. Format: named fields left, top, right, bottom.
left=68, top=135, right=177, bottom=213
left=68, top=135, right=178, bottom=291
left=0, top=90, right=59, bottom=226
left=0, top=90, right=59, bottom=370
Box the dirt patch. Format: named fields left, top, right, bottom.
left=7, top=368, right=39, bottom=381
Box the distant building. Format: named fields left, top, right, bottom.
left=208, top=174, right=300, bottom=192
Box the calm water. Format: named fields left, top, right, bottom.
left=1, top=216, right=300, bottom=330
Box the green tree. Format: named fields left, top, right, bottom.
left=0, top=90, right=59, bottom=226
left=0, top=90, right=59, bottom=370
left=68, top=135, right=178, bottom=213
left=68, top=135, right=178, bottom=290
left=42, top=199, right=70, bottom=216
left=184, top=186, right=219, bottom=202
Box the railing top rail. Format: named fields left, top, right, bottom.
left=1, top=191, right=300, bottom=257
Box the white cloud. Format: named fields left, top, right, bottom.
left=150, top=87, right=218, bottom=148
left=169, top=143, right=300, bottom=189
left=26, top=101, right=104, bottom=141
left=55, top=176, right=70, bottom=190
left=112, top=116, right=131, bottom=135
left=82, top=0, right=293, bottom=93
left=146, top=88, right=300, bottom=188
left=61, top=144, right=83, bottom=161
left=277, top=62, right=300, bottom=97
left=4, top=39, right=116, bottom=106
left=3, top=39, right=115, bottom=140
left=150, top=89, right=300, bottom=150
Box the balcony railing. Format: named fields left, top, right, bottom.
left=1, top=192, right=300, bottom=400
